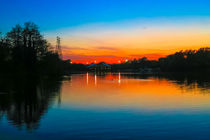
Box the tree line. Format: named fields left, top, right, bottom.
left=0, top=22, right=76, bottom=76
left=1, top=22, right=210, bottom=74
left=112, top=48, right=210, bottom=72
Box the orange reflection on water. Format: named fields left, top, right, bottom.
left=61, top=73, right=210, bottom=111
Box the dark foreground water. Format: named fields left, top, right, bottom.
left=0, top=73, right=210, bottom=140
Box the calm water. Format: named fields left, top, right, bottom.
left=1, top=73, right=210, bottom=140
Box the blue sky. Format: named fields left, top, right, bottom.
left=1, top=0, right=210, bottom=33
left=1, top=0, right=210, bottom=63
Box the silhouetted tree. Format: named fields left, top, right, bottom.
left=0, top=22, right=72, bottom=75
left=0, top=76, right=62, bottom=131
left=112, top=48, right=210, bottom=72
left=159, top=48, right=210, bottom=72
left=5, top=22, right=50, bottom=73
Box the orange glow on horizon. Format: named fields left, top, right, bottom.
left=63, top=53, right=168, bottom=64
left=46, top=18, right=210, bottom=64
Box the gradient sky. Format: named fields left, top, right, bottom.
left=1, top=0, right=210, bottom=63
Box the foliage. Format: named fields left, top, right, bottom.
left=159, top=48, right=210, bottom=71
left=1, top=22, right=210, bottom=74
left=112, top=48, right=210, bottom=72
left=0, top=22, right=65, bottom=75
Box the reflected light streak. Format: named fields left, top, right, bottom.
left=61, top=73, right=210, bottom=110
left=94, top=73, right=97, bottom=86
left=87, top=72, right=89, bottom=85
left=118, top=72, right=121, bottom=84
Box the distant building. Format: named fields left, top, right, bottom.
left=87, top=62, right=111, bottom=71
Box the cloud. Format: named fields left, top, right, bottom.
left=63, top=46, right=87, bottom=50
left=129, top=53, right=167, bottom=59
left=95, top=46, right=119, bottom=51
left=94, top=55, right=117, bottom=58
left=63, top=54, right=89, bottom=60
left=63, top=54, right=118, bottom=59
left=69, top=47, right=88, bottom=50
left=63, top=46, right=119, bottom=51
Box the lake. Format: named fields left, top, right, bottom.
left=0, top=73, right=210, bottom=140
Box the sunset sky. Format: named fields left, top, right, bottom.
left=1, top=0, right=210, bottom=63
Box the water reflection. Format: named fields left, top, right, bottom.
left=86, top=72, right=88, bottom=85
left=0, top=76, right=62, bottom=131
left=163, top=73, right=210, bottom=91
left=118, top=72, right=121, bottom=84
left=1, top=72, right=210, bottom=133
left=94, top=73, right=97, bottom=85
left=61, top=73, right=210, bottom=111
